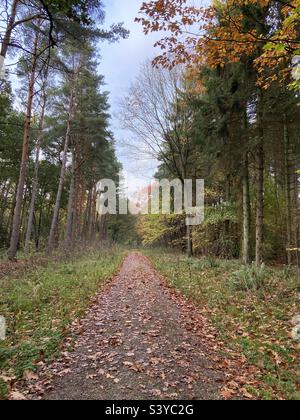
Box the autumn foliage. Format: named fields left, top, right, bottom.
left=137, top=0, right=300, bottom=87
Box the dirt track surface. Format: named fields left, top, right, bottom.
left=24, top=253, right=252, bottom=400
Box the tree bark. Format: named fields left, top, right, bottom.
left=89, top=186, right=97, bottom=241
left=84, top=187, right=93, bottom=241
left=20, top=189, right=29, bottom=244
left=186, top=224, right=193, bottom=258
left=36, top=195, right=46, bottom=250
left=242, top=153, right=251, bottom=265
left=24, top=84, right=47, bottom=254
left=224, top=175, right=231, bottom=237
left=65, top=145, right=76, bottom=249
left=8, top=28, right=39, bottom=260
left=47, top=85, right=76, bottom=253
left=0, top=181, right=12, bottom=224
left=284, top=115, right=292, bottom=265
left=255, top=136, right=264, bottom=267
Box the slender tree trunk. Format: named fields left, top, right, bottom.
left=73, top=149, right=83, bottom=243
left=32, top=211, right=37, bottom=243
left=36, top=212, right=42, bottom=250
left=255, top=134, right=265, bottom=267
left=65, top=146, right=76, bottom=249
left=100, top=214, right=109, bottom=241
left=8, top=185, right=17, bottom=243
left=255, top=91, right=265, bottom=267
left=0, top=181, right=12, bottom=223
left=84, top=185, right=97, bottom=243
left=186, top=225, right=193, bottom=257
left=89, top=186, right=97, bottom=241
left=0, top=0, right=18, bottom=76
left=242, top=153, right=251, bottom=264
left=24, top=85, right=47, bottom=254
left=293, top=171, right=299, bottom=263
left=79, top=188, right=84, bottom=240
left=8, top=29, right=39, bottom=260
left=36, top=199, right=44, bottom=250
left=0, top=183, right=7, bottom=206
left=47, top=86, right=76, bottom=253
left=84, top=187, right=92, bottom=241
left=180, top=164, right=193, bottom=257
left=284, top=115, right=292, bottom=265
left=224, top=174, right=231, bottom=237
left=20, top=190, right=29, bottom=244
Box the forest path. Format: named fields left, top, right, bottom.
left=27, top=252, right=241, bottom=400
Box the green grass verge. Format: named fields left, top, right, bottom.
left=0, top=247, right=124, bottom=398
left=144, top=249, right=300, bottom=401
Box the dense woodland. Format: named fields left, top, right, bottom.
left=0, top=0, right=300, bottom=267
left=0, top=0, right=300, bottom=402
left=0, top=0, right=128, bottom=259
left=130, top=0, right=300, bottom=267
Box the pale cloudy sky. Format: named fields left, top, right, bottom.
left=99, top=0, right=161, bottom=195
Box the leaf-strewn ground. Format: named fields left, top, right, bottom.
left=16, top=253, right=261, bottom=400
left=0, top=248, right=123, bottom=399
left=146, top=250, right=300, bottom=400
left=2, top=251, right=298, bottom=400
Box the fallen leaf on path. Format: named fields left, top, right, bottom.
left=10, top=391, right=27, bottom=401
left=23, top=370, right=39, bottom=381
left=86, top=374, right=97, bottom=380
left=123, top=361, right=133, bottom=367
left=221, top=387, right=237, bottom=399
